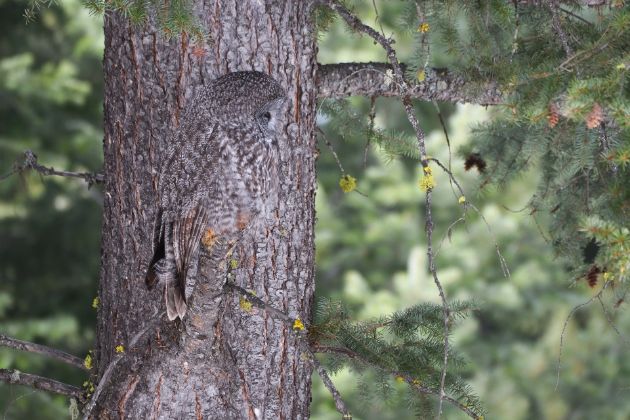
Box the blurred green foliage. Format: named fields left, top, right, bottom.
left=311, top=2, right=630, bottom=419
left=1, top=0, right=629, bottom=419
left=0, top=0, right=102, bottom=417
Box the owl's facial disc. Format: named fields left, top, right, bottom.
left=256, top=98, right=285, bottom=141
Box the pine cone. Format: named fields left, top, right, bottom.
left=547, top=103, right=560, bottom=128
left=585, top=103, right=604, bottom=129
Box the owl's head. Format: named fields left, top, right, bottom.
left=205, top=71, right=286, bottom=136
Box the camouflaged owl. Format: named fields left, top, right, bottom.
left=145, top=71, right=286, bottom=320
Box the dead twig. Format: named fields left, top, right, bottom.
left=0, top=368, right=84, bottom=401
left=311, top=354, right=352, bottom=419
left=555, top=281, right=612, bottom=390
left=322, top=2, right=450, bottom=416
left=1, top=150, right=104, bottom=187
left=82, top=312, right=164, bottom=420
left=0, top=334, right=87, bottom=372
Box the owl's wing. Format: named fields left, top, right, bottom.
left=172, top=205, right=210, bottom=299
left=145, top=208, right=165, bottom=290
left=146, top=120, right=219, bottom=320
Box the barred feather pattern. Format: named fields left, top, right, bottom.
left=145, top=71, right=286, bottom=320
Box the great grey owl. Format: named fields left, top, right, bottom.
left=145, top=71, right=286, bottom=321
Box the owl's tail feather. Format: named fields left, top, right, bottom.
left=165, top=283, right=187, bottom=321
left=146, top=211, right=166, bottom=289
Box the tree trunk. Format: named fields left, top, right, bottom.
left=96, top=1, right=318, bottom=418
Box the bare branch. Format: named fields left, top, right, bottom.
left=429, top=157, right=511, bottom=278
left=424, top=188, right=451, bottom=419
left=321, top=2, right=453, bottom=417
left=315, top=127, right=368, bottom=197
left=365, top=96, right=376, bottom=169
left=597, top=295, right=630, bottom=345
left=1, top=150, right=104, bottom=187
left=316, top=62, right=502, bottom=105
left=0, top=368, right=84, bottom=401
left=555, top=281, right=612, bottom=390
left=311, top=355, right=352, bottom=419
left=0, top=334, right=88, bottom=372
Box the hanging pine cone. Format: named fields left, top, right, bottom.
left=547, top=103, right=560, bottom=128
left=586, top=265, right=601, bottom=288
left=585, top=103, right=604, bottom=129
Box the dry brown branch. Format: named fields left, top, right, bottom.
left=0, top=150, right=104, bottom=187
left=0, top=368, right=84, bottom=401
left=0, top=334, right=87, bottom=371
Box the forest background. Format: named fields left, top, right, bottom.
left=1, top=0, right=629, bottom=419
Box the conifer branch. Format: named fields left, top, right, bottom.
left=0, top=334, right=88, bottom=372
left=0, top=368, right=84, bottom=401
left=312, top=345, right=480, bottom=419
left=316, top=62, right=502, bottom=105
left=229, top=282, right=482, bottom=419
left=1, top=150, right=104, bottom=187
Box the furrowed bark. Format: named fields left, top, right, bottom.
left=316, top=62, right=502, bottom=104
left=96, top=1, right=317, bottom=418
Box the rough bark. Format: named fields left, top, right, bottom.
left=96, top=1, right=318, bottom=418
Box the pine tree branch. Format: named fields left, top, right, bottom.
left=0, top=334, right=88, bottom=372
left=0, top=150, right=104, bottom=187
left=316, top=62, right=502, bottom=105
left=312, top=345, right=480, bottom=419
left=229, top=283, right=484, bottom=419
left=0, top=368, right=84, bottom=401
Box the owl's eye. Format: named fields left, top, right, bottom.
left=261, top=111, right=272, bottom=122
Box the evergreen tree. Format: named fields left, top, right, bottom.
left=1, top=0, right=627, bottom=419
